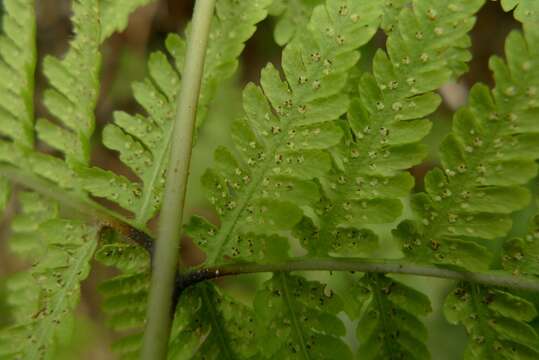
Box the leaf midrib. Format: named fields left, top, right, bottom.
left=26, top=237, right=96, bottom=359
left=279, top=273, right=310, bottom=360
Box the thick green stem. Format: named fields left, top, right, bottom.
left=180, top=257, right=539, bottom=293
left=141, top=1, right=216, bottom=359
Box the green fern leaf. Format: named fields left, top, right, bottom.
left=444, top=283, right=539, bottom=359
left=96, top=243, right=260, bottom=359
left=94, top=242, right=150, bottom=359
left=356, top=274, right=432, bottom=359
left=168, top=283, right=259, bottom=359
left=0, top=0, right=101, bottom=194
left=75, top=0, right=272, bottom=227
left=294, top=0, right=484, bottom=256
left=501, top=0, right=539, bottom=23
left=269, top=0, right=323, bottom=46
left=36, top=0, right=101, bottom=165
left=0, top=0, right=36, bottom=148
left=0, top=193, right=98, bottom=359
left=254, top=273, right=352, bottom=359
left=99, top=0, right=155, bottom=42
left=186, top=0, right=383, bottom=266
left=502, top=214, right=539, bottom=276
left=380, top=0, right=409, bottom=33
left=395, top=24, right=539, bottom=271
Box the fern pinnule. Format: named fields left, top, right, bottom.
left=395, top=24, right=539, bottom=271
left=356, top=274, right=432, bottom=360
left=168, top=283, right=259, bottom=359
left=95, top=242, right=150, bottom=359
left=295, top=0, right=484, bottom=256
left=444, top=283, right=539, bottom=358
left=36, top=0, right=101, bottom=165
left=269, top=0, right=323, bottom=46
left=254, top=273, right=352, bottom=359
left=503, top=212, right=539, bottom=277
left=501, top=0, right=539, bottom=23
left=0, top=193, right=98, bottom=359
left=186, top=0, right=384, bottom=266
left=0, top=0, right=36, bottom=148
left=75, top=0, right=272, bottom=227
left=99, top=0, right=155, bottom=42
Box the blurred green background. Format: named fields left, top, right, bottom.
left=0, top=0, right=537, bottom=358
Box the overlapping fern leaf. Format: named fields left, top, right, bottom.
left=503, top=213, right=539, bottom=276
left=394, top=22, right=539, bottom=271
left=0, top=2, right=104, bottom=358
left=94, top=241, right=151, bottom=359
left=186, top=0, right=384, bottom=266
left=75, top=0, right=272, bottom=227
left=269, top=0, right=324, bottom=46
left=99, top=0, right=155, bottom=42
left=0, top=192, right=98, bottom=359
left=444, top=283, right=539, bottom=358
left=0, top=0, right=101, bottom=192
left=168, top=283, right=260, bottom=359
left=294, top=0, right=485, bottom=256
left=254, top=273, right=352, bottom=359
left=96, top=241, right=261, bottom=359
left=501, top=0, right=539, bottom=23
left=0, top=0, right=36, bottom=149
left=355, top=274, right=432, bottom=359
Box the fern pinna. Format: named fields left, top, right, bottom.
left=0, top=0, right=538, bottom=359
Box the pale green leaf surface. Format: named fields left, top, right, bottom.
left=78, top=0, right=272, bottom=227
left=356, top=274, right=432, bottom=360
left=188, top=0, right=384, bottom=266
left=502, top=214, right=539, bottom=276
left=444, top=284, right=539, bottom=359
left=0, top=0, right=36, bottom=148
left=254, top=273, right=352, bottom=359
left=37, top=0, right=101, bottom=165
left=299, top=0, right=482, bottom=257
left=397, top=25, right=539, bottom=271
left=169, top=283, right=259, bottom=360
left=269, top=0, right=324, bottom=45
left=99, top=0, right=155, bottom=42
left=0, top=193, right=98, bottom=360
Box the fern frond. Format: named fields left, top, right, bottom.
left=76, top=0, right=272, bottom=227
left=36, top=0, right=101, bottom=165
left=356, top=274, right=432, bottom=359
left=186, top=0, right=383, bottom=266
left=502, top=214, right=539, bottom=276
left=0, top=0, right=101, bottom=194
left=269, top=0, right=412, bottom=46
left=97, top=243, right=259, bottom=359
left=168, top=283, right=259, bottom=359
left=94, top=242, right=150, bottom=359
left=0, top=192, right=98, bottom=359
left=0, top=0, right=36, bottom=148
left=269, top=0, right=323, bottom=46
left=254, top=273, right=352, bottom=359
left=380, top=0, right=409, bottom=33
left=395, top=24, right=539, bottom=271
left=99, top=0, right=155, bottom=42
left=444, top=283, right=539, bottom=358
left=501, top=0, right=539, bottom=23
left=295, top=0, right=484, bottom=256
